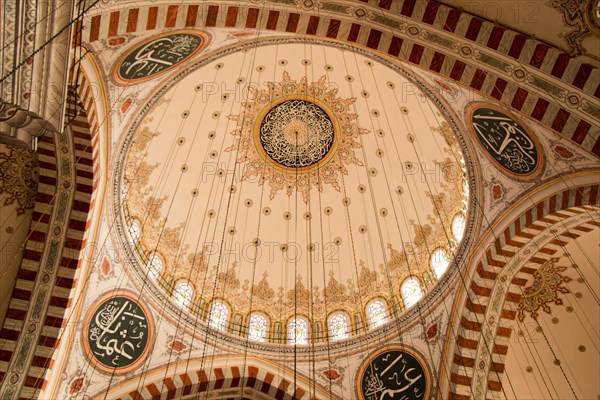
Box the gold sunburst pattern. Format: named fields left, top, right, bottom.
left=517, top=260, right=572, bottom=321
left=0, top=144, right=39, bottom=215
left=225, top=71, right=369, bottom=202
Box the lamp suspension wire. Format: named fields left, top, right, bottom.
left=0, top=0, right=161, bottom=395
left=6, top=2, right=596, bottom=399
left=379, top=20, right=511, bottom=398
left=390, top=13, right=599, bottom=397
left=348, top=47, right=445, bottom=392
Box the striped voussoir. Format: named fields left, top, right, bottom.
left=83, top=1, right=599, bottom=155
left=449, top=184, right=600, bottom=400
left=0, top=88, right=94, bottom=398
left=114, top=364, right=317, bottom=400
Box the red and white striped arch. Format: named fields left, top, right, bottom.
left=82, top=0, right=599, bottom=155
left=0, top=49, right=106, bottom=397
left=446, top=177, right=600, bottom=399
left=95, top=356, right=340, bottom=400
left=0, top=90, right=96, bottom=398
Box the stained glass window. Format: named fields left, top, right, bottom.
left=431, top=248, right=451, bottom=279
left=173, top=280, right=193, bottom=309
left=328, top=313, right=349, bottom=341
left=248, top=313, right=268, bottom=342
left=208, top=302, right=229, bottom=331
left=401, top=277, right=423, bottom=308
left=366, top=299, right=388, bottom=329
left=288, top=318, right=309, bottom=345
left=146, top=253, right=163, bottom=280
left=129, top=219, right=141, bottom=244
left=452, top=213, right=466, bottom=242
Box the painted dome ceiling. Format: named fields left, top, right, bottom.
left=114, top=38, right=471, bottom=348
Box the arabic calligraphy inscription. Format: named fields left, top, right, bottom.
left=359, top=349, right=429, bottom=400
left=259, top=99, right=335, bottom=169
left=469, top=106, right=541, bottom=177
left=84, top=295, right=151, bottom=371
left=117, top=32, right=205, bottom=81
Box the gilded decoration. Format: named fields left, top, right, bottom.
left=432, top=121, right=457, bottom=147
left=324, top=272, right=347, bottom=303
left=122, top=120, right=209, bottom=283
left=0, top=144, right=38, bottom=215
left=253, top=272, right=275, bottom=301
left=120, top=114, right=467, bottom=336
left=548, top=0, right=598, bottom=56
left=217, top=264, right=241, bottom=290
left=225, top=72, right=369, bottom=202
left=517, top=260, right=572, bottom=321
left=437, top=158, right=463, bottom=183
left=116, top=40, right=472, bottom=345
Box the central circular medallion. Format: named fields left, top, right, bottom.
left=258, top=99, right=335, bottom=169
left=115, top=41, right=473, bottom=355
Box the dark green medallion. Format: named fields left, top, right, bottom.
left=360, top=349, right=428, bottom=400
left=86, top=296, right=149, bottom=369
left=470, top=107, right=539, bottom=176
left=118, top=33, right=203, bottom=81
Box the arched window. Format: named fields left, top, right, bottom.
left=146, top=253, right=163, bottom=280
left=366, top=299, right=388, bottom=329
left=287, top=318, right=309, bottom=345
left=173, top=280, right=193, bottom=309
left=328, top=313, right=349, bottom=341
left=129, top=219, right=141, bottom=244
left=208, top=302, right=229, bottom=331
left=431, top=247, right=451, bottom=279
left=401, top=277, right=423, bottom=308
left=248, top=313, right=268, bottom=342
left=452, top=213, right=466, bottom=242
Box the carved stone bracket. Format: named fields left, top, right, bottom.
left=0, top=102, right=55, bottom=148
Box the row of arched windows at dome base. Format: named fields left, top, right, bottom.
left=167, top=281, right=431, bottom=344
left=127, top=213, right=465, bottom=344
left=177, top=297, right=390, bottom=345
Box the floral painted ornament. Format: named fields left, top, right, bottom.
left=226, top=72, right=369, bottom=202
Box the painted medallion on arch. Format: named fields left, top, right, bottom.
left=114, top=30, right=208, bottom=83
left=82, top=292, right=153, bottom=373
left=466, top=104, right=543, bottom=179
left=358, top=347, right=430, bottom=400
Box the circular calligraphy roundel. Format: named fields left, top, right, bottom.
left=114, top=30, right=208, bottom=83
left=82, top=292, right=154, bottom=373
left=466, top=104, right=543, bottom=179
left=358, top=347, right=431, bottom=400
left=259, top=99, right=336, bottom=169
